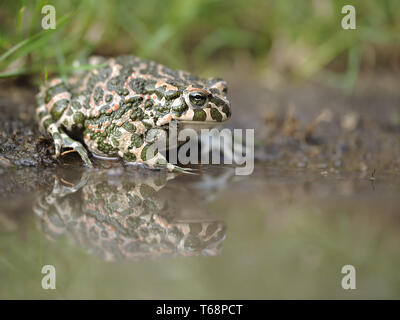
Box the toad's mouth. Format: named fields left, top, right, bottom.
left=158, top=121, right=223, bottom=134
left=176, top=120, right=223, bottom=132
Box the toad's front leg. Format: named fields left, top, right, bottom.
left=36, top=78, right=93, bottom=167
left=136, top=129, right=196, bottom=174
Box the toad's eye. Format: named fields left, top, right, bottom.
left=189, top=91, right=208, bottom=107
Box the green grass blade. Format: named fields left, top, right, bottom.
left=0, top=12, right=73, bottom=67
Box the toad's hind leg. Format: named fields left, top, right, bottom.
left=36, top=78, right=93, bottom=167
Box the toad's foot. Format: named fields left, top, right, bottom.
left=48, top=124, right=93, bottom=167
left=142, top=151, right=197, bottom=175
left=171, top=165, right=198, bottom=175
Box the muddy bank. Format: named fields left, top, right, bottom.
left=0, top=84, right=56, bottom=168
left=227, top=73, right=400, bottom=174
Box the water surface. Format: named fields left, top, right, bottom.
left=1, top=163, right=399, bottom=299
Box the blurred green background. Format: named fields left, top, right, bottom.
left=0, top=0, right=399, bottom=87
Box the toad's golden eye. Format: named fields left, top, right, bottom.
left=189, top=91, right=208, bottom=107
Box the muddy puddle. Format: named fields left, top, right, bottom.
left=0, top=75, right=400, bottom=298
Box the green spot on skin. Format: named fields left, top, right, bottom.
left=51, top=99, right=69, bottom=121
left=123, top=152, right=137, bottom=162
left=131, top=134, right=144, bottom=148
left=141, top=144, right=149, bottom=161
left=193, top=109, right=206, bottom=121
left=172, top=99, right=187, bottom=114
left=45, top=83, right=67, bottom=103
left=38, top=111, right=47, bottom=119
left=210, top=95, right=225, bottom=106
left=72, top=101, right=82, bottom=110
left=165, top=90, right=180, bottom=100
left=142, top=121, right=153, bottom=131
left=122, top=122, right=136, bottom=133
left=98, top=141, right=115, bottom=154
left=126, top=96, right=143, bottom=104
left=130, top=107, right=145, bottom=121
left=111, top=137, right=119, bottom=146
left=222, top=105, right=231, bottom=118
left=141, top=144, right=157, bottom=161
left=210, top=108, right=222, bottom=122
left=73, top=111, right=85, bottom=124
left=145, top=100, right=153, bottom=109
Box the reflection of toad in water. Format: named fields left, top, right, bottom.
left=34, top=169, right=226, bottom=261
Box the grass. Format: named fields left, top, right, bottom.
left=0, top=0, right=399, bottom=87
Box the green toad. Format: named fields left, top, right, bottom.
left=36, top=55, right=231, bottom=171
